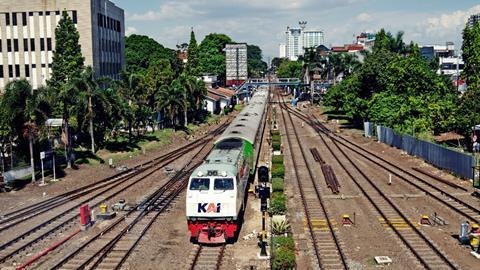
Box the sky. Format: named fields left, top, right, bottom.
left=113, top=0, right=480, bottom=61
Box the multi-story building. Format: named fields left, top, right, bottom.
left=279, top=43, right=286, bottom=58
left=0, top=0, right=125, bottom=92
left=282, top=22, right=325, bottom=60
left=356, top=32, right=375, bottom=50
left=285, top=27, right=302, bottom=61
left=469, top=13, right=480, bottom=28
left=303, top=30, right=325, bottom=50
left=225, top=43, right=248, bottom=86
left=420, top=42, right=455, bottom=60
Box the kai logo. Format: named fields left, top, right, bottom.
left=198, top=203, right=221, bottom=213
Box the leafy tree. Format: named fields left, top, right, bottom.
left=1, top=80, right=50, bottom=181
left=125, top=34, right=180, bottom=75
left=247, top=45, right=267, bottom=77
left=458, top=20, right=480, bottom=145
left=277, top=60, right=303, bottom=79
left=185, top=29, right=199, bottom=75
left=156, top=79, right=187, bottom=129
left=117, top=72, right=143, bottom=142
left=198, top=33, right=233, bottom=80
left=48, top=10, right=84, bottom=168
left=49, top=11, right=85, bottom=90
left=271, top=57, right=288, bottom=69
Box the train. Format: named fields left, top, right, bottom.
left=186, top=89, right=268, bottom=244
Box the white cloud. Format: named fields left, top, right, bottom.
left=356, top=12, right=372, bottom=22
left=128, top=2, right=205, bottom=21
left=125, top=26, right=137, bottom=36
left=417, top=5, right=480, bottom=39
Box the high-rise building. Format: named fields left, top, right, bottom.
left=285, top=27, right=302, bottom=61
left=469, top=13, right=480, bottom=28
left=279, top=43, right=286, bottom=58
left=303, top=30, right=325, bottom=51
left=283, top=22, right=325, bottom=60
left=0, top=0, right=125, bottom=92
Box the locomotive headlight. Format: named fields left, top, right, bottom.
left=197, top=171, right=204, bottom=177
left=221, top=171, right=227, bottom=177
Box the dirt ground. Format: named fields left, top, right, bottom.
left=0, top=116, right=232, bottom=270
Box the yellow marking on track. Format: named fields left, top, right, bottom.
left=303, top=219, right=337, bottom=232
left=378, top=217, right=419, bottom=230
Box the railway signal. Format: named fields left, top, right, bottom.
left=256, top=166, right=270, bottom=257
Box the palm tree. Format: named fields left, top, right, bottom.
left=156, top=79, right=187, bottom=129
left=72, top=67, right=100, bottom=153
left=2, top=80, right=50, bottom=182
left=117, top=72, right=142, bottom=143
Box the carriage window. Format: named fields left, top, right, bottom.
left=214, top=178, right=234, bottom=190
left=189, top=178, right=210, bottom=191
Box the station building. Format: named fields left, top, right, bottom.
left=0, top=0, right=125, bottom=92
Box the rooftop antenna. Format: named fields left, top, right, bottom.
left=299, top=21, right=307, bottom=31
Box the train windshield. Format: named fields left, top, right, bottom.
left=189, top=178, right=210, bottom=191
left=214, top=178, right=234, bottom=190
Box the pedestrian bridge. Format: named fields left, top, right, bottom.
left=237, top=78, right=307, bottom=91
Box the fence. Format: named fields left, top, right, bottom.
left=374, top=125, right=474, bottom=179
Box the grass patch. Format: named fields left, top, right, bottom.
left=272, top=178, right=284, bottom=192
left=234, top=104, right=244, bottom=111
left=269, top=192, right=287, bottom=215
left=272, top=235, right=296, bottom=270
left=79, top=129, right=177, bottom=166
left=272, top=155, right=284, bottom=165
left=271, top=163, right=285, bottom=179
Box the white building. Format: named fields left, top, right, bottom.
left=303, top=30, right=325, bottom=50
left=283, top=22, right=325, bottom=60
left=0, top=0, right=125, bottom=92
left=279, top=43, right=286, bottom=58
left=469, top=13, right=480, bottom=28
left=438, top=57, right=464, bottom=80
left=285, top=27, right=302, bottom=61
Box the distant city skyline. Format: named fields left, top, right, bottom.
left=114, top=0, right=480, bottom=60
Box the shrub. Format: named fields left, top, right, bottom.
left=272, top=219, right=291, bottom=235
left=272, top=155, right=284, bottom=165
left=272, top=141, right=281, bottom=151
left=271, top=163, right=285, bottom=179
left=272, top=235, right=295, bottom=250
left=269, top=193, right=287, bottom=215
left=272, top=134, right=281, bottom=143
left=272, top=178, right=284, bottom=192
left=272, top=247, right=296, bottom=270
left=272, top=236, right=296, bottom=270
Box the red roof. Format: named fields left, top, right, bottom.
left=206, top=90, right=222, bottom=101
left=215, top=87, right=235, bottom=98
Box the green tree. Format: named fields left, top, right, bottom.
left=1, top=80, right=50, bottom=182
left=48, top=10, right=85, bottom=168
left=156, top=79, right=187, bottom=129
left=277, top=60, right=303, bottom=79
left=247, top=44, right=268, bottom=77
left=271, top=57, right=288, bottom=69
left=144, top=59, right=174, bottom=129
left=458, top=20, right=480, bottom=145
left=117, top=72, right=143, bottom=143
left=198, top=33, right=233, bottom=81
left=185, top=29, right=199, bottom=75
left=125, top=34, right=180, bottom=75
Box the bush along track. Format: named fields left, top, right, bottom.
left=269, top=111, right=295, bottom=269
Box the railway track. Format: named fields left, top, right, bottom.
left=277, top=94, right=348, bottom=270
left=281, top=101, right=460, bottom=269
left=287, top=107, right=480, bottom=224
left=189, top=245, right=226, bottom=270
left=48, top=120, right=228, bottom=270
left=0, top=121, right=231, bottom=267
left=0, top=130, right=214, bottom=230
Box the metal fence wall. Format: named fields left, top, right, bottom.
left=375, top=125, right=474, bottom=179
